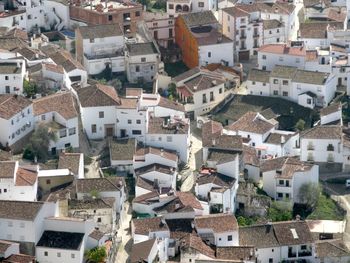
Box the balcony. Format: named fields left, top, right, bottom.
left=298, top=250, right=312, bottom=257
left=84, top=50, right=124, bottom=60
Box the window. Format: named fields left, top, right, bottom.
left=282, top=80, right=288, bottom=85
left=301, top=245, right=307, bottom=250
left=282, top=91, right=288, bottom=96
left=327, top=144, right=334, bottom=151
left=46, top=179, right=51, bottom=184
left=141, top=57, right=146, bottom=62
left=252, top=81, right=256, bottom=85
left=136, top=65, right=140, bottom=72
left=91, top=124, right=97, bottom=133
left=227, top=235, right=232, bottom=241
left=296, top=58, right=300, bottom=63
left=41, top=114, right=46, bottom=121
left=65, top=143, right=71, bottom=148
left=57, top=252, right=61, bottom=257
left=99, top=111, right=104, bottom=118
left=219, top=88, right=222, bottom=94
left=307, top=99, right=312, bottom=104
left=273, top=90, right=278, bottom=95
left=158, top=137, right=162, bottom=141
left=69, top=127, right=76, bottom=136
left=5, top=86, right=10, bottom=93
left=227, top=26, right=230, bottom=32
left=202, top=94, right=207, bottom=103
left=240, top=18, right=245, bottom=23
left=198, top=1, right=204, bottom=7
left=132, top=130, right=142, bottom=135
left=71, top=254, right=75, bottom=259
left=210, top=91, right=214, bottom=101
left=167, top=136, right=172, bottom=142
left=5, top=76, right=8, bottom=80
left=20, top=222, right=25, bottom=228
left=279, top=180, right=284, bottom=185
left=59, top=129, right=67, bottom=138
left=169, top=3, right=174, bottom=9
left=279, top=57, right=283, bottom=61
left=135, top=11, right=140, bottom=16
left=90, top=38, right=94, bottom=43
left=273, top=79, right=278, bottom=84
left=97, top=217, right=102, bottom=223
left=269, top=259, right=273, bottom=263
left=44, top=252, right=48, bottom=256
left=136, top=119, right=141, bottom=124
left=208, top=52, right=211, bottom=58
left=269, top=30, right=272, bottom=34
left=285, top=193, right=290, bottom=199
left=108, top=15, right=113, bottom=21
left=27, top=14, right=32, bottom=19
left=277, top=193, right=283, bottom=198
left=4, top=189, right=7, bottom=193
left=128, top=119, right=132, bottom=124
left=262, top=55, right=266, bottom=60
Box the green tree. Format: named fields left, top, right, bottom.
left=23, top=80, right=37, bottom=98
left=295, top=119, right=305, bottom=131
left=23, top=123, right=57, bottom=161
left=268, top=201, right=293, bottom=222
left=86, top=246, right=107, bottom=263
left=298, top=182, right=321, bottom=210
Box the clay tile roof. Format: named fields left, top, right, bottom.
left=258, top=44, right=306, bottom=56
left=181, top=234, right=216, bottom=259
left=117, top=98, right=138, bottom=109
left=202, top=120, right=223, bottom=147
left=88, top=229, right=105, bottom=241
left=301, top=125, right=342, bottom=140
left=248, top=68, right=270, bottom=83
left=49, top=49, right=84, bottom=72
left=130, top=239, right=157, bottom=263
left=58, top=152, right=82, bottom=175
left=136, top=176, right=155, bottom=192
left=299, top=22, right=331, bottom=39
left=273, top=221, right=313, bottom=245
left=109, top=138, right=136, bottom=161
left=33, top=92, right=78, bottom=120
left=222, top=6, right=249, bottom=17
left=326, top=8, right=346, bottom=22
left=239, top=224, right=279, bottom=248
left=15, top=167, right=37, bottom=186
left=257, top=2, right=295, bottom=14
left=43, top=63, right=64, bottom=74
left=76, top=177, right=124, bottom=193
left=320, top=102, right=342, bottom=116
left=135, top=145, right=178, bottom=162
left=132, top=217, right=169, bottom=235
left=0, top=62, right=22, bottom=74
left=306, top=50, right=318, bottom=61
left=197, top=171, right=236, bottom=188
left=243, top=145, right=259, bottom=166
left=183, top=72, right=225, bottom=92
left=176, top=191, right=203, bottom=210
left=195, top=214, right=238, bottom=232
left=216, top=246, right=256, bottom=261
left=3, top=254, right=36, bottom=263
left=127, top=42, right=158, bottom=56
left=0, top=95, right=32, bottom=120
left=77, top=24, right=123, bottom=39
left=133, top=190, right=159, bottom=204
left=316, top=240, right=350, bottom=258
left=172, top=67, right=201, bottom=82
left=260, top=156, right=288, bottom=172
left=147, top=116, right=189, bottom=135
left=226, top=111, right=275, bottom=134
left=263, top=19, right=284, bottom=29
left=0, top=161, right=16, bottom=178
left=264, top=132, right=293, bottom=145
left=158, top=96, right=185, bottom=112
left=0, top=200, right=44, bottom=220
left=77, top=83, right=121, bottom=107
left=69, top=197, right=115, bottom=210
left=134, top=163, right=175, bottom=176
left=181, top=11, right=217, bottom=27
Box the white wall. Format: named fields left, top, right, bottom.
left=198, top=41, right=234, bottom=67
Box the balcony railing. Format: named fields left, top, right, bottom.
left=298, top=251, right=312, bottom=257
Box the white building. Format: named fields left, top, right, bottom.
left=0, top=59, right=26, bottom=95
left=145, top=114, right=190, bottom=162
left=57, top=152, right=84, bottom=179
left=77, top=83, right=120, bottom=139
left=261, top=157, right=319, bottom=204
left=0, top=161, right=38, bottom=201
left=258, top=43, right=306, bottom=71
left=0, top=10, right=26, bottom=31
left=320, top=102, right=342, bottom=125
left=33, top=92, right=79, bottom=153
left=263, top=19, right=285, bottom=45
left=239, top=221, right=316, bottom=263
left=174, top=68, right=235, bottom=118
left=134, top=145, right=179, bottom=170
left=194, top=214, right=239, bottom=247
left=0, top=94, right=34, bottom=148
left=247, top=65, right=337, bottom=108
left=125, top=42, right=160, bottom=84
left=0, top=200, right=56, bottom=254
left=130, top=239, right=159, bottom=263
left=219, top=4, right=263, bottom=61
left=75, top=24, right=125, bottom=75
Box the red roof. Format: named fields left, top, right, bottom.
left=176, top=86, right=192, bottom=97
left=258, top=44, right=306, bottom=57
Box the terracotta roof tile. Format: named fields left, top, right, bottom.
left=130, top=239, right=157, bottom=263
left=0, top=200, right=44, bottom=220
left=58, top=152, right=82, bottom=176
left=3, top=253, right=36, bottom=263
left=258, top=43, right=306, bottom=56
left=88, top=229, right=105, bottom=240
left=0, top=95, right=32, bottom=120
left=76, top=177, right=124, bottom=193
left=301, top=125, right=342, bottom=139
left=181, top=234, right=216, bottom=259
left=135, top=145, right=178, bottom=162
left=33, top=92, right=78, bottom=120
left=158, top=96, right=185, bottom=112
left=226, top=111, right=275, bottom=134
left=195, top=214, right=238, bottom=233
left=77, top=24, right=123, bottom=39
left=15, top=167, right=37, bottom=186
left=77, top=83, right=121, bottom=107
left=132, top=217, right=169, bottom=235
left=0, top=161, right=16, bottom=178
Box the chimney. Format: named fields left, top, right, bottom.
left=281, top=135, right=285, bottom=144
left=16, top=61, right=21, bottom=68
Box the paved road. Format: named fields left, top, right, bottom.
left=115, top=202, right=132, bottom=263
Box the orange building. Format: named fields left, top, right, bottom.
left=175, top=11, right=233, bottom=69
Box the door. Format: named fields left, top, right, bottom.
left=51, top=147, right=56, bottom=156
left=239, top=50, right=250, bottom=61
left=121, top=129, right=126, bottom=138
left=106, top=127, right=114, bottom=137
